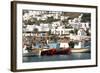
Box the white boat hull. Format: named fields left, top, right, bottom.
left=71, top=48, right=90, bottom=53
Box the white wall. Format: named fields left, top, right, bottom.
left=0, top=0, right=99, bottom=73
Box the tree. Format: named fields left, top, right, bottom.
left=81, top=13, right=91, bottom=22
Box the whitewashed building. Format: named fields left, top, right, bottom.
left=40, top=23, right=49, bottom=32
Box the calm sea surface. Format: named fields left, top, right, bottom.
left=23, top=53, right=91, bottom=62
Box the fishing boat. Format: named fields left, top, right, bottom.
left=23, top=48, right=90, bottom=57
left=41, top=48, right=90, bottom=56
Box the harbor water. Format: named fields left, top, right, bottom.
left=23, top=53, right=91, bottom=62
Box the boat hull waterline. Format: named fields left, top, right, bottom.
left=23, top=48, right=90, bottom=57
